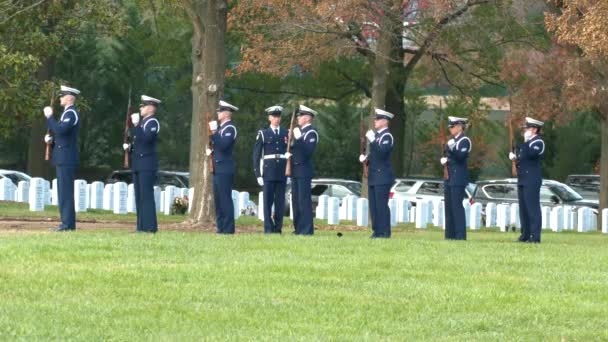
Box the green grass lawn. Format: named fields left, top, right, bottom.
left=1, top=225, right=607, bottom=340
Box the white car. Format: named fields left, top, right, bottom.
left=0, top=169, right=32, bottom=186
left=389, top=178, right=475, bottom=206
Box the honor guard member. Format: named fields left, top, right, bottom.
left=359, top=108, right=396, bottom=238
left=208, top=100, right=238, bottom=234
left=440, top=116, right=471, bottom=240
left=123, top=95, right=161, bottom=233
left=284, top=105, right=319, bottom=235
left=252, top=105, right=290, bottom=234
left=43, top=85, right=81, bottom=232
left=509, top=117, right=545, bottom=243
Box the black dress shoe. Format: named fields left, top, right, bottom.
left=53, top=227, right=75, bottom=232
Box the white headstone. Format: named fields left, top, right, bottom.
left=74, top=180, right=87, bottom=212
left=16, top=181, right=29, bottom=203
left=187, top=187, right=194, bottom=213
left=602, top=209, right=608, bottom=234
left=432, top=200, right=444, bottom=228
left=103, top=184, right=113, bottom=210
left=485, top=203, right=497, bottom=228
left=327, top=197, right=340, bottom=225
left=0, top=178, right=14, bottom=201
left=112, top=182, right=128, bottom=214
left=562, top=206, right=573, bottom=230
left=338, top=202, right=347, bottom=221
left=51, top=178, right=58, bottom=205
left=316, top=195, right=329, bottom=220
left=154, top=186, right=161, bottom=213
left=550, top=206, right=564, bottom=232
left=159, top=190, right=165, bottom=213
left=410, top=206, right=416, bottom=224
left=346, top=195, right=357, bottom=221
left=181, top=188, right=189, bottom=198
left=496, top=204, right=510, bottom=232
left=356, top=198, right=368, bottom=227
left=89, top=181, right=104, bottom=209
left=28, top=177, right=45, bottom=212
left=541, top=206, right=551, bottom=229
left=85, top=183, right=91, bottom=209
left=470, top=203, right=483, bottom=230
left=289, top=192, right=294, bottom=221
left=258, top=191, right=265, bottom=221
left=163, top=186, right=177, bottom=215
left=43, top=180, right=51, bottom=205
left=238, top=192, right=250, bottom=216
left=577, top=207, right=595, bottom=233
left=509, top=203, right=520, bottom=228
left=396, top=198, right=411, bottom=223
left=463, top=201, right=471, bottom=228
left=415, top=200, right=429, bottom=229
left=389, top=198, right=397, bottom=227
left=127, top=184, right=137, bottom=213
left=232, top=190, right=240, bottom=219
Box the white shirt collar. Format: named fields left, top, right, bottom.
left=455, top=132, right=462, bottom=139
left=270, top=125, right=280, bottom=130
left=301, top=123, right=311, bottom=129
left=377, top=127, right=388, bottom=134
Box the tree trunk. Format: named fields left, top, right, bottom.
left=599, top=110, right=608, bottom=231
left=386, top=61, right=406, bottom=178
left=187, top=0, right=228, bottom=225
left=27, top=58, right=54, bottom=179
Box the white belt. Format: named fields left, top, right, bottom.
left=263, top=154, right=286, bottom=160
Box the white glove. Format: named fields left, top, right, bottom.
left=43, top=106, right=53, bottom=118
left=359, top=154, right=367, bottom=163
left=131, top=113, right=140, bottom=126
left=123, top=143, right=130, bottom=151
left=209, top=120, right=218, bottom=132
left=440, top=157, right=448, bottom=165
left=44, top=134, right=53, bottom=143
left=205, top=148, right=213, bottom=156
left=365, top=130, right=375, bottom=142
left=447, top=139, right=456, bottom=150
left=257, top=177, right=264, bottom=186
left=293, top=127, right=302, bottom=140
left=509, top=152, right=517, bottom=161
left=284, top=152, right=292, bottom=159
left=286, top=177, right=291, bottom=185
left=524, top=130, right=533, bottom=142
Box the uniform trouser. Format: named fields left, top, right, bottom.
left=263, top=180, right=286, bottom=234
left=368, top=184, right=391, bottom=238
left=133, top=170, right=158, bottom=233
left=518, top=184, right=541, bottom=242
left=213, top=173, right=235, bottom=234
left=56, top=166, right=76, bottom=229
left=444, top=185, right=466, bottom=240
left=292, top=177, right=313, bottom=235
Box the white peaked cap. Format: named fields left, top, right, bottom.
left=60, top=85, right=80, bottom=95
left=298, top=104, right=318, bottom=116
left=374, top=108, right=394, bottom=119
left=265, top=105, right=284, bottom=113
left=525, top=117, right=544, bottom=127
left=141, top=95, right=162, bottom=104
left=219, top=100, right=239, bottom=111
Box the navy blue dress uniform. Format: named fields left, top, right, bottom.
left=45, top=85, right=81, bottom=231
left=364, top=108, right=396, bottom=238
left=211, top=100, right=238, bottom=234
left=512, top=117, right=545, bottom=243
left=128, top=95, right=161, bottom=233
left=442, top=116, right=471, bottom=240
left=289, top=105, right=319, bottom=235
left=252, top=106, right=289, bottom=234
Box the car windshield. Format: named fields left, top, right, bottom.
left=1, top=173, right=28, bottom=185
left=551, top=184, right=584, bottom=202
left=342, top=182, right=362, bottom=196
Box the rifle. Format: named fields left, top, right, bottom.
left=508, top=96, right=517, bottom=177
left=123, top=86, right=133, bottom=168
left=206, top=111, right=214, bottom=174
left=359, top=111, right=369, bottom=178
left=285, top=108, right=297, bottom=177
left=439, top=99, right=448, bottom=180
left=44, top=88, right=54, bottom=161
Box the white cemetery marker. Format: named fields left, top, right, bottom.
left=17, top=181, right=29, bottom=203
left=541, top=206, right=551, bottom=229
left=430, top=200, right=443, bottom=227
left=346, top=195, right=357, bottom=221
left=485, top=203, right=497, bottom=228
left=389, top=198, right=397, bottom=227
left=51, top=178, right=59, bottom=205
left=112, top=182, right=128, bottom=214
left=469, top=203, right=483, bottom=230
left=289, top=193, right=295, bottom=221
left=43, top=180, right=51, bottom=205
left=89, top=181, right=104, bottom=210
left=28, top=177, right=45, bottom=212
left=316, top=195, right=329, bottom=220
left=602, top=209, right=608, bottom=234
left=127, top=184, right=137, bottom=213
left=85, top=183, right=91, bottom=209
left=154, top=186, right=161, bottom=213
left=415, top=200, right=429, bottom=229
left=356, top=198, right=369, bottom=227
left=258, top=191, right=265, bottom=221
left=550, top=206, right=564, bottom=232
left=74, top=180, right=87, bottom=213
left=232, top=190, right=240, bottom=219
left=159, top=190, right=165, bottom=213
left=0, top=178, right=14, bottom=201
left=463, top=201, right=471, bottom=228
left=577, top=208, right=595, bottom=233
left=103, top=184, right=113, bottom=210
left=187, top=188, right=194, bottom=213
left=181, top=188, right=189, bottom=198
left=409, top=206, right=416, bottom=224
left=396, top=198, right=411, bottom=223
left=496, top=204, right=510, bottom=232
left=327, top=197, right=340, bottom=225
left=338, top=201, right=347, bottom=221
left=509, top=203, right=520, bottom=228
left=163, top=186, right=177, bottom=215
left=238, top=192, right=250, bottom=216
left=562, top=206, right=573, bottom=230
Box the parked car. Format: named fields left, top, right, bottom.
left=0, top=169, right=32, bottom=187
left=389, top=178, right=475, bottom=205
left=105, top=170, right=189, bottom=189
left=565, top=174, right=600, bottom=201
left=285, top=178, right=362, bottom=215
left=471, top=178, right=598, bottom=213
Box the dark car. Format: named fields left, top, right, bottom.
left=285, top=178, right=362, bottom=215
left=565, top=174, right=600, bottom=201
left=105, top=170, right=189, bottom=189
left=471, top=178, right=598, bottom=213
